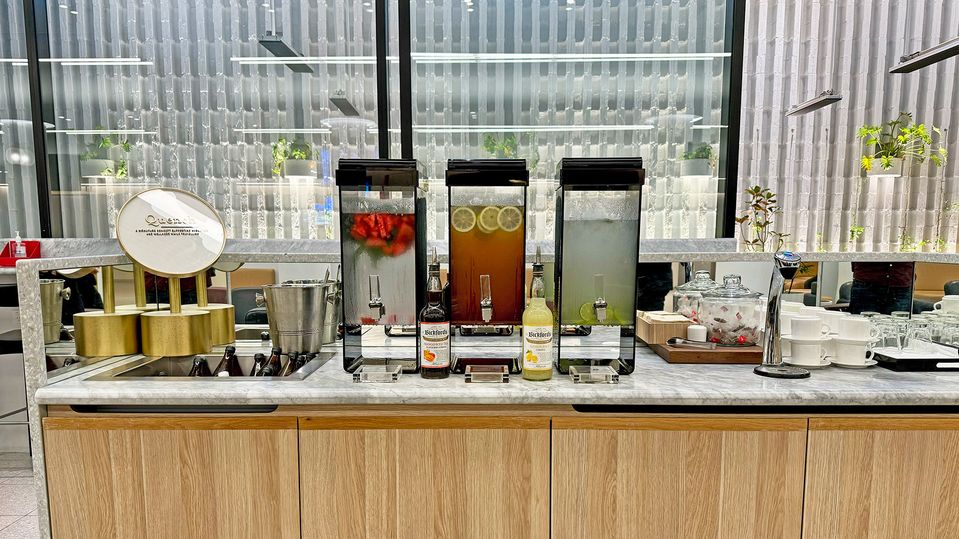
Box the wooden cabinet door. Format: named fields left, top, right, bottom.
left=299, top=415, right=550, bottom=539
left=804, top=417, right=959, bottom=539
left=551, top=417, right=807, bottom=539
left=42, top=416, right=300, bottom=539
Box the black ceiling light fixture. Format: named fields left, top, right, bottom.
left=786, top=1, right=842, bottom=117
left=329, top=90, right=360, bottom=116
left=786, top=90, right=843, bottom=116
left=257, top=32, right=314, bottom=74
left=256, top=0, right=313, bottom=73
left=889, top=36, right=959, bottom=74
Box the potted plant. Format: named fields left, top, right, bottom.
left=482, top=133, right=540, bottom=170
left=679, top=144, right=715, bottom=176
left=735, top=185, right=789, bottom=252
left=79, top=129, right=131, bottom=178
left=858, top=112, right=947, bottom=176
left=272, top=137, right=316, bottom=177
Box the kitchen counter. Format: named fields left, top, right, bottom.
left=34, top=344, right=959, bottom=407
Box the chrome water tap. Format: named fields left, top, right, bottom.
left=368, top=274, right=385, bottom=322
left=480, top=274, right=493, bottom=323
left=754, top=251, right=810, bottom=379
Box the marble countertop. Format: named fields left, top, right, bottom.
left=34, top=343, right=959, bottom=407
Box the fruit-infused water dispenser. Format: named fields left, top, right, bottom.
left=336, top=159, right=426, bottom=373
left=446, top=160, right=529, bottom=373
left=555, top=158, right=644, bottom=376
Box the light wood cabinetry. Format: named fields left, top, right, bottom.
left=42, top=416, right=300, bottom=539
left=298, top=415, right=551, bottom=539
left=804, top=417, right=959, bottom=539
left=551, top=417, right=807, bottom=539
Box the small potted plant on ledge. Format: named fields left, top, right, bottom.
left=679, top=144, right=715, bottom=176
left=858, top=112, right=947, bottom=177
left=735, top=185, right=789, bottom=252
left=79, top=129, right=131, bottom=178
left=272, top=137, right=316, bottom=177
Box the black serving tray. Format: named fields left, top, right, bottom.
left=875, top=342, right=959, bottom=372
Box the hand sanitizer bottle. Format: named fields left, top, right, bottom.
left=12, top=231, right=26, bottom=258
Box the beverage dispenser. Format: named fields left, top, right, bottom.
left=446, top=159, right=528, bottom=373
left=336, top=159, right=426, bottom=373
left=554, top=158, right=644, bottom=378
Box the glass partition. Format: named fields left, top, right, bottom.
left=410, top=0, right=735, bottom=242
left=0, top=3, right=41, bottom=237
left=42, top=0, right=381, bottom=238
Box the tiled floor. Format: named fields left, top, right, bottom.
left=0, top=452, right=39, bottom=539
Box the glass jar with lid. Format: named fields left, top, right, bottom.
left=700, top=274, right=763, bottom=346
left=672, top=270, right=719, bottom=323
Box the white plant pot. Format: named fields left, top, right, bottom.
left=80, top=159, right=115, bottom=177
left=680, top=158, right=712, bottom=177
left=865, top=157, right=902, bottom=177
left=282, top=159, right=317, bottom=178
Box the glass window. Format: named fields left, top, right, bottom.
left=0, top=3, right=41, bottom=237
left=43, top=0, right=382, bottom=239
left=410, top=0, right=734, bottom=242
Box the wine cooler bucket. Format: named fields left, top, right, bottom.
left=40, top=279, right=70, bottom=344
left=262, top=280, right=332, bottom=354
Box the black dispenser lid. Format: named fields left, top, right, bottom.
left=336, top=159, right=420, bottom=187
left=558, top=157, right=645, bottom=186
left=446, top=159, right=529, bottom=187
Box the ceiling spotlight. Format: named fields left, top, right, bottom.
left=70, top=10, right=78, bottom=14
left=565, top=6, right=573, bottom=10
left=467, top=7, right=474, bottom=12
left=59, top=4, right=68, bottom=8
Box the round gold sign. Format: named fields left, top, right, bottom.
left=115, top=188, right=226, bottom=277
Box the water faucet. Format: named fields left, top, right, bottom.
left=754, top=251, right=810, bottom=379
left=592, top=274, right=608, bottom=323
left=480, top=274, right=493, bottom=323
left=368, top=274, right=385, bottom=322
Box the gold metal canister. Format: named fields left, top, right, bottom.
left=184, top=272, right=235, bottom=346
left=140, top=276, right=213, bottom=357
left=73, top=266, right=141, bottom=357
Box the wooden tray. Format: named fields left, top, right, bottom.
left=651, top=343, right=763, bottom=364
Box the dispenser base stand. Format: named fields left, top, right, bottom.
left=754, top=364, right=810, bottom=379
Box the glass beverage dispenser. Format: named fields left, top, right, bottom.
left=336, top=160, right=426, bottom=373
left=555, top=158, right=644, bottom=376
left=446, top=160, right=529, bottom=373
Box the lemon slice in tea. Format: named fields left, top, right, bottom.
left=497, top=206, right=523, bottom=232
left=451, top=206, right=477, bottom=233
left=477, top=206, right=500, bottom=233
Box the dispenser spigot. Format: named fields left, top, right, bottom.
left=592, top=274, right=608, bottom=323
left=368, top=274, right=385, bottom=321
left=480, top=274, right=493, bottom=323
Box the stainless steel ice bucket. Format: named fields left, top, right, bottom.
left=40, top=279, right=70, bottom=344
left=261, top=280, right=332, bottom=354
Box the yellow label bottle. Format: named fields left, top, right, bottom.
left=523, top=252, right=553, bottom=381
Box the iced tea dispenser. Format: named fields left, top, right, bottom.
left=555, top=158, right=644, bottom=379
left=446, top=159, right=528, bottom=373
left=336, top=159, right=426, bottom=373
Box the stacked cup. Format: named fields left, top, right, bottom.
left=934, top=295, right=959, bottom=314
left=783, top=315, right=831, bottom=367
left=831, top=315, right=879, bottom=367
left=819, top=310, right=848, bottom=359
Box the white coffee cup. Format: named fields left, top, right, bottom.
left=780, top=312, right=796, bottom=335
left=820, top=311, right=848, bottom=334
left=790, top=341, right=827, bottom=366
left=934, top=295, right=959, bottom=313
left=781, top=302, right=803, bottom=314
left=791, top=316, right=831, bottom=340
left=839, top=315, right=876, bottom=340
left=835, top=340, right=875, bottom=365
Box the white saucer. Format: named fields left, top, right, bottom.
left=783, top=358, right=831, bottom=369
left=782, top=335, right=832, bottom=344
left=830, top=358, right=878, bottom=369
left=832, top=336, right=876, bottom=345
